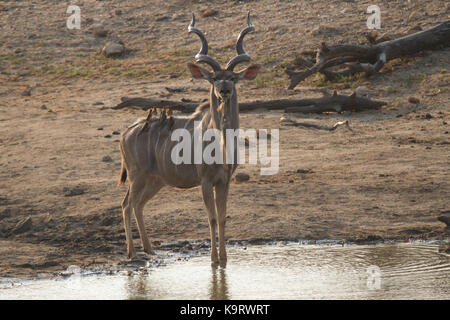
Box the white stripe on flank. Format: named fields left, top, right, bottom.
left=184, top=118, right=192, bottom=130
left=147, top=125, right=152, bottom=166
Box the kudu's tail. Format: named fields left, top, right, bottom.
left=118, top=164, right=127, bottom=187
left=118, top=143, right=127, bottom=187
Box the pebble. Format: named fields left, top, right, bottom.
left=235, top=173, right=250, bottom=182
left=102, top=42, right=125, bottom=57
left=93, top=25, right=108, bottom=37
left=102, top=155, right=113, bottom=162
left=408, top=97, right=420, bottom=104
left=355, top=86, right=369, bottom=98
left=63, top=187, right=85, bottom=197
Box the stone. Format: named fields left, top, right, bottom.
left=93, top=25, right=108, bottom=37
left=63, top=187, right=85, bottom=197
left=102, top=155, right=113, bottom=162
left=438, top=216, right=450, bottom=227
left=102, top=42, right=125, bottom=57
left=235, top=173, right=250, bottom=182
left=310, top=25, right=339, bottom=36
left=408, top=97, right=420, bottom=104
left=355, top=86, right=369, bottom=98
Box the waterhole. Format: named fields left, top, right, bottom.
left=1, top=242, right=449, bottom=299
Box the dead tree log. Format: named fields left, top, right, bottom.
left=287, top=20, right=450, bottom=89
left=280, top=116, right=354, bottom=132
left=111, top=91, right=386, bottom=114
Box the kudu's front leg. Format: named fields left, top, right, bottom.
left=201, top=180, right=219, bottom=265
left=215, top=182, right=229, bottom=267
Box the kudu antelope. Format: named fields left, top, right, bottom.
left=118, top=13, right=260, bottom=266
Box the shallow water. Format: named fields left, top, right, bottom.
left=1, top=242, right=449, bottom=300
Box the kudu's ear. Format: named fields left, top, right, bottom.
left=237, top=64, right=260, bottom=81
left=187, top=62, right=213, bottom=81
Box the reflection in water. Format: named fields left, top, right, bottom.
left=209, top=266, right=229, bottom=300
left=1, top=243, right=449, bottom=299
left=126, top=273, right=152, bottom=300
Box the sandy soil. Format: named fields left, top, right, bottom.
left=0, top=0, right=449, bottom=278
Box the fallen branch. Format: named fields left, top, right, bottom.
left=280, top=116, right=354, bottom=132
left=287, top=20, right=450, bottom=89
left=111, top=91, right=386, bottom=114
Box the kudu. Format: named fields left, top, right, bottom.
left=118, top=13, right=260, bottom=266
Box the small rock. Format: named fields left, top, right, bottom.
left=102, top=155, right=113, bottom=163
left=102, top=42, right=125, bottom=58
left=40, top=105, right=47, bottom=110
left=438, top=216, right=450, bottom=228
left=341, top=8, right=352, bottom=14
left=310, top=25, right=339, bottom=36
left=93, top=25, right=108, bottom=37
left=425, top=113, right=432, bottom=120
left=112, top=131, right=120, bottom=135
left=21, top=89, right=31, bottom=96
left=155, top=15, right=170, bottom=22
left=115, top=9, right=122, bottom=16
left=14, top=48, right=23, bottom=54
left=408, top=97, right=420, bottom=104
left=280, top=114, right=293, bottom=124
left=63, top=187, right=85, bottom=197
left=12, top=217, right=32, bottom=235
left=355, top=86, right=369, bottom=98
left=235, top=173, right=250, bottom=182
left=200, top=9, right=218, bottom=17
left=104, top=134, right=112, bottom=138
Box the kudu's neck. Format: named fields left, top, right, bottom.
left=208, top=86, right=239, bottom=132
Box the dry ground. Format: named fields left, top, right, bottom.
left=0, top=0, right=449, bottom=278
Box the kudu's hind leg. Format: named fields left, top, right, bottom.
left=215, top=183, right=229, bottom=267
left=202, top=180, right=219, bottom=265
left=121, top=188, right=136, bottom=259
left=130, top=179, right=163, bottom=256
